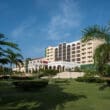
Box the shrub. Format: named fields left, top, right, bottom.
left=0, top=75, right=34, bottom=80
left=80, top=64, right=98, bottom=77
left=44, top=69, right=59, bottom=76
left=12, top=80, right=48, bottom=91
left=0, top=67, right=12, bottom=75
left=0, top=75, right=10, bottom=80
left=75, top=77, right=105, bottom=83
left=38, top=69, right=59, bottom=77
left=11, top=76, right=35, bottom=80
left=0, top=75, right=35, bottom=80
left=102, top=78, right=110, bottom=86
left=74, top=66, right=82, bottom=72
left=106, top=80, right=110, bottom=85
left=102, top=64, right=110, bottom=77
left=54, top=79, right=69, bottom=83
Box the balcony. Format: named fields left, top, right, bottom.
left=72, top=44, right=75, bottom=46
left=77, top=46, right=80, bottom=49
left=77, top=42, right=80, bottom=45
left=72, top=51, right=75, bottom=54
left=82, top=48, right=86, bottom=51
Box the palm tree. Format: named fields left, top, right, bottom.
left=25, top=58, right=31, bottom=73
left=0, top=33, right=20, bottom=64
left=82, top=25, right=110, bottom=42
left=5, top=49, right=23, bottom=72
left=93, top=43, right=110, bottom=75
left=81, top=25, right=110, bottom=75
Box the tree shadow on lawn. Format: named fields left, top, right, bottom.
left=0, top=84, right=87, bottom=110
left=99, top=83, right=110, bottom=90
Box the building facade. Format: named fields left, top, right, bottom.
left=28, top=57, right=48, bottom=73
left=45, top=46, right=55, bottom=62
left=48, top=61, right=80, bottom=72
left=46, top=39, right=104, bottom=64
left=13, top=39, right=105, bottom=73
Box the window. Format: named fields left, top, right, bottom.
left=77, top=58, right=80, bottom=61
left=72, top=47, right=75, bottom=50
left=77, top=50, right=80, bottom=53
left=77, top=42, right=80, bottom=45
left=72, top=44, right=75, bottom=46
left=77, top=54, right=80, bottom=57
left=72, top=55, right=75, bottom=57
left=72, top=51, right=75, bottom=54
left=77, top=46, right=80, bottom=49
left=72, top=59, right=75, bottom=61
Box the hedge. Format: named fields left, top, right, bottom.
left=75, top=77, right=105, bottom=83
left=0, top=76, right=35, bottom=80
left=12, top=80, right=48, bottom=91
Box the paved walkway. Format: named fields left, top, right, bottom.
left=53, top=72, right=84, bottom=79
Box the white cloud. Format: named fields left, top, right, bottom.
left=11, top=0, right=82, bottom=41
left=47, top=0, right=82, bottom=40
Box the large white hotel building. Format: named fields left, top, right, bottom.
left=46, top=39, right=104, bottom=64
left=13, top=39, right=104, bottom=73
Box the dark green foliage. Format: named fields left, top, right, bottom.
left=100, top=64, right=110, bottom=76
left=12, top=80, right=48, bottom=91
left=74, top=66, right=82, bottom=72
left=0, top=66, right=11, bottom=75
left=80, top=64, right=97, bottom=76
left=80, top=64, right=96, bottom=71
left=11, top=76, right=35, bottom=80
left=32, top=70, right=38, bottom=74
left=0, top=75, right=10, bottom=80
left=5, top=48, right=23, bottom=71
left=25, top=58, right=31, bottom=73
left=81, top=25, right=109, bottom=43
left=106, top=79, right=110, bottom=85
left=54, top=79, right=69, bottom=84
left=0, top=76, right=35, bottom=80
left=43, top=69, right=59, bottom=76
left=1, top=79, right=110, bottom=109
left=75, top=77, right=105, bottom=83
left=81, top=24, right=110, bottom=76
left=0, top=33, right=21, bottom=65
left=39, top=69, right=59, bottom=77
left=80, top=64, right=110, bottom=77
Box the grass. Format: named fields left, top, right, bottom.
left=0, top=79, right=110, bottom=110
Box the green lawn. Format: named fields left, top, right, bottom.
left=0, top=79, right=110, bottom=110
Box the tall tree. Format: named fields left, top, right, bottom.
left=0, top=33, right=20, bottom=64
left=5, top=49, right=23, bottom=71
left=81, top=24, right=110, bottom=75
left=25, top=58, right=31, bottom=73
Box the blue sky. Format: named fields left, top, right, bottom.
left=0, top=0, right=110, bottom=59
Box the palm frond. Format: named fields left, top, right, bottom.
left=93, top=43, right=110, bottom=65
left=0, top=58, right=9, bottom=64
left=81, top=25, right=110, bottom=43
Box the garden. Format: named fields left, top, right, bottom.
left=0, top=78, right=110, bottom=110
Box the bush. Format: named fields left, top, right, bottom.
left=101, top=78, right=110, bottom=86
left=0, top=75, right=36, bottom=80
left=38, top=69, right=59, bottom=77
left=75, top=77, right=105, bottom=83
left=102, top=64, right=110, bottom=77
left=44, top=69, right=59, bottom=76
left=0, top=66, right=12, bottom=75
left=11, top=76, right=35, bottom=80
left=106, top=80, right=110, bottom=85
left=74, top=66, right=82, bottom=72
left=12, top=80, right=48, bottom=91
left=0, top=75, right=10, bottom=80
